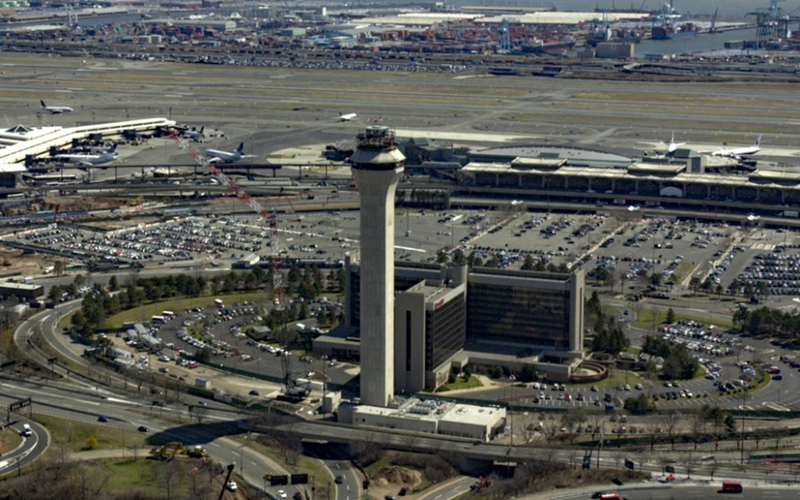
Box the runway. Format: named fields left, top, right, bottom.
left=3, top=53, right=800, bottom=169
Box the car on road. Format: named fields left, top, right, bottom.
left=152, top=400, right=166, bottom=407
left=293, top=493, right=303, bottom=500
left=137, top=426, right=149, bottom=433
left=277, top=490, right=287, bottom=499
left=98, top=416, right=109, bottom=423
left=249, top=390, right=260, bottom=396
left=591, top=492, right=608, bottom=499
left=335, top=475, right=344, bottom=484
left=226, top=481, right=237, bottom=492
left=198, top=400, right=207, bottom=406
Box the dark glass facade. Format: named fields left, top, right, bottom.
left=466, top=283, right=570, bottom=348
left=425, top=294, right=466, bottom=370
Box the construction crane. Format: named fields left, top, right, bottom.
left=168, top=131, right=284, bottom=298
left=278, top=351, right=310, bottom=402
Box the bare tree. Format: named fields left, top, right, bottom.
left=689, top=412, right=707, bottom=450
left=129, top=442, right=142, bottom=462
left=658, top=410, right=681, bottom=450
left=685, top=451, right=698, bottom=479
left=162, top=459, right=184, bottom=500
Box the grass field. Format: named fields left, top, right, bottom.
left=35, top=414, right=149, bottom=453
left=1, top=425, right=24, bottom=454
left=630, top=307, right=733, bottom=331
left=435, top=375, right=482, bottom=392
left=669, top=262, right=697, bottom=285
left=570, top=369, right=642, bottom=390
left=103, top=292, right=272, bottom=329
left=100, top=457, right=253, bottom=499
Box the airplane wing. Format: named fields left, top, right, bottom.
left=206, top=156, right=222, bottom=163
left=76, top=160, right=94, bottom=167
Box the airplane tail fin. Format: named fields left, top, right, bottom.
left=40, top=100, right=46, bottom=108
left=199, top=126, right=204, bottom=134
left=755, top=134, right=762, bottom=147
left=106, top=143, right=117, bottom=153
left=236, top=143, right=244, bottom=153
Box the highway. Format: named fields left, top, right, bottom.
left=0, top=419, right=47, bottom=476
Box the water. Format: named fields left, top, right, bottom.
left=448, top=1, right=799, bottom=18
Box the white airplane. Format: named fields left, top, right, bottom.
left=338, top=113, right=357, bottom=122
left=183, top=126, right=205, bottom=140
left=643, top=131, right=685, bottom=157
left=712, top=135, right=762, bottom=159
left=40, top=100, right=73, bottom=114
left=56, top=144, right=118, bottom=167
left=204, top=142, right=253, bottom=163
left=665, top=131, right=685, bottom=154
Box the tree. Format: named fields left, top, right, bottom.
left=453, top=249, right=466, bottom=266
left=108, top=275, right=119, bottom=292
left=85, top=436, right=98, bottom=450
left=194, top=347, right=211, bottom=363
left=593, top=327, right=630, bottom=355
left=665, top=307, right=675, bottom=325
left=521, top=254, right=536, bottom=270
left=625, top=393, right=656, bottom=414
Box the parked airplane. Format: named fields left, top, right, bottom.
left=204, top=142, right=253, bottom=163
left=40, top=100, right=73, bottom=114
left=56, top=144, right=118, bottom=167
left=339, top=113, right=357, bottom=122
left=183, top=126, right=205, bottom=140
left=666, top=131, right=685, bottom=154
left=712, top=135, right=762, bottom=159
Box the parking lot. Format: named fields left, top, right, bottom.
left=134, top=298, right=354, bottom=390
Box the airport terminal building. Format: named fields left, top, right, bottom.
left=313, top=255, right=585, bottom=390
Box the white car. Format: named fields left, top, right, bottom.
left=278, top=490, right=288, bottom=499
left=226, top=481, right=238, bottom=492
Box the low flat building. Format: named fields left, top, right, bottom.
left=0, top=282, right=43, bottom=301
left=340, top=397, right=506, bottom=442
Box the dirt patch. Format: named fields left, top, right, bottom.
left=0, top=247, right=65, bottom=276
left=42, top=196, right=126, bottom=212
left=370, top=465, right=421, bottom=499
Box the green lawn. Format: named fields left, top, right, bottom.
left=1, top=425, right=24, bottom=454
left=630, top=307, right=732, bottom=330
left=101, top=457, right=253, bottom=499
left=35, top=414, right=149, bottom=453
left=103, top=292, right=271, bottom=329
left=570, top=369, right=641, bottom=389
left=435, top=375, right=482, bottom=392
left=669, top=262, right=697, bottom=285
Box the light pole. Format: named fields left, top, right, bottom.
left=740, top=390, right=748, bottom=465
left=321, top=354, right=328, bottom=402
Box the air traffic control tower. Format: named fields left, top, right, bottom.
left=351, top=126, right=405, bottom=407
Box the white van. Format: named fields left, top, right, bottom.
left=21, top=423, right=32, bottom=437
